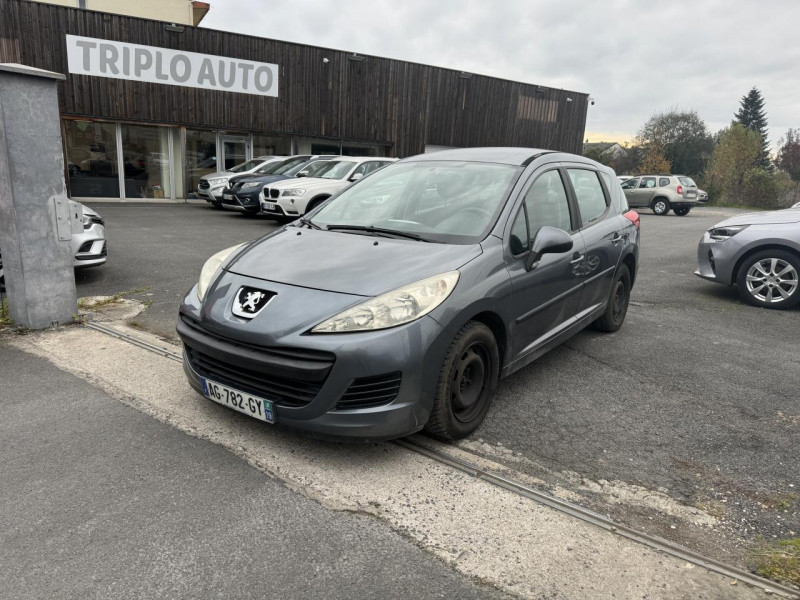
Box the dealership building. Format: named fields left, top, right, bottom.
left=0, top=0, right=589, bottom=201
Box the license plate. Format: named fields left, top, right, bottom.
left=201, top=378, right=275, bottom=423
left=264, top=202, right=278, bottom=211
left=223, top=193, right=233, bottom=200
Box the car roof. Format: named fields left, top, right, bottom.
left=403, top=147, right=564, bottom=166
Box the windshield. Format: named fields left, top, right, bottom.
left=264, top=157, right=308, bottom=176
left=313, top=161, right=357, bottom=180
left=230, top=159, right=265, bottom=173
left=310, top=161, right=523, bottom=244
left=288, top=159, right=330, bottom=177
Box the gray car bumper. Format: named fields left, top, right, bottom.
left=177, top=278, right=450, bottom=441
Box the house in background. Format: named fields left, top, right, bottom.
left=583, top=141, right=628, bottom=160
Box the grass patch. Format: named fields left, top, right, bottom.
left=752, top=538, right=800, bottom=587
left=0, top=297, right=12, bottom=327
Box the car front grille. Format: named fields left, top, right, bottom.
left=269, top=188, right=280, bottom=199
left=180, top=315, right=335, bottom=408
left=186, top=345, right=325, bottom=408
left=199, top=180, right=210, bottom=189
left=335, top=372, right=402, bottom=410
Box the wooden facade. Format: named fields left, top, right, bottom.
left=0, top=0, right=589, bottom=157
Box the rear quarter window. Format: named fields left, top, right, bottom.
left=678, top=177, right=696, bottom=186
left=659, top=177, right=671, bottom=187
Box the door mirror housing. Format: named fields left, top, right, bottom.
left=296, top=171, right=309, bottom=178
left=349, top=172, right=364, bottom=182
left=525, top=226, right=573, bottom=270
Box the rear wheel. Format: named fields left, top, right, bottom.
left=593, top=265, right=631, bottom=332
left=673, top=207, right=691, bottom=216
left=425, top=321, right=499, bottom=441
left=652, top=198, right=671, bottom=216
left=736, top=250, right=800, bottom=310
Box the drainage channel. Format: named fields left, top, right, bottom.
left=83, top=321, right=799, bottom=599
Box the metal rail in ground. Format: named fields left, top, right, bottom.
left=84, top=321, right=800, bottom=599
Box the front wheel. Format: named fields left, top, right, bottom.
left=593, top=264, right=631, bottom=332
left=425, top=321, right=499, bottom=441
left=736, top=250, right=800, bottom=309
left=652, top=199, right=671, bottom=215
left=673, top=207, right=691, bottom=216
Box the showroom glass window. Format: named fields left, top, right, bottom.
left=63, top=119, right=120, bottom=198
left=185, top=129, right=217, bottom=195
left=253, top=134, right=291, bottom=158
left=120, top=124, right=172, bottom=199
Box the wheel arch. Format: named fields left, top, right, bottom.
left=466, top=311, right=508, bottom=370
left=306, top=194, right=331, bottom=212
left=732, top=243, right=800, bottom=283
left=649, top=195, right=671, bottom=208
left=621, top=252, right=637, bottom=287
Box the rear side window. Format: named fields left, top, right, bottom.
left=659, top=177, right=671, bottom=187
left=639, top=177, right=656, bottom=189
left=567, top=169, right=608, bottom=225
left=678, top=176, right=696, bottom=186
left=523, top=170, right=572, bottom=234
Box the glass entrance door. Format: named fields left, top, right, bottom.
left=220, top=136, right=248, bottom=171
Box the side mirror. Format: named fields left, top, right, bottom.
left=296, top=171, right=308, bottom=178
left=525, top=226, right=573, bottom=270
left=349, top=172, right=364, bottom=182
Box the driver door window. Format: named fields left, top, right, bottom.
left=523, top=170, right=573, bottom=236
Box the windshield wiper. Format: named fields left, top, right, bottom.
left=324, top=224, right=435, bottom=242
left=297, top=218, right=321, bottom=230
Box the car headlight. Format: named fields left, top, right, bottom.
left=281, top=188, right=306, bottom=197
left=709, top=225, right=749, bottom=241
left=241, top=182, right=261, bottom=189
left=197, top=243, right=246, bottom=302
left=311, top=271, right=460, bottom=333
left=209, top=177, right=229, bottom=186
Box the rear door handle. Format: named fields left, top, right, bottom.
left=570, top=254, right=585, bottom=264
left=611, top=233, right=623, bottom=244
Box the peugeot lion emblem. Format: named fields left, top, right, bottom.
left=232, top=286, right=274, bottom=319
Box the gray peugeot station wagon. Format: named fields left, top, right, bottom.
left=177, top=148, right=641, bottom=441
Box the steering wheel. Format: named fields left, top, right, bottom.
left=458, top=207, right=493, bottom=221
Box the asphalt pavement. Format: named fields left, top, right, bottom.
left=74, top=202, right=799, bottom=566
left=0, top=345, right=506, bottom=600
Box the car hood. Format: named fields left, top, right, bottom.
left=715, top=209, right=800, bottom=227
left=270, top=177, right=345, bottom=191
left=226, top=228, right=481, bottom=296
left=80, top=203, right=101, bottom=219
left=200, top=170, right=238, bottom=181
left=230, top=173, right=289, bottom=185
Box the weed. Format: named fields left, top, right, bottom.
left=751, top=538, right=800, bottom=586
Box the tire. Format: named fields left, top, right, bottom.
left=424, top=321, right=499, bottom=441
left=736, top=250, right=800, bottom=310
left=673, top=207, right=691, bottom=216
left=652, top=198, right=671, bottom=215
left=593, top=264, right=632, bottom=332
left=209, top=201, right=224, bottom=210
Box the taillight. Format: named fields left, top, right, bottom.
left=677, top=185, right=683, bottom=195
left=623, top=210, right=640, bottom=230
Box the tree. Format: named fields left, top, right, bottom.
left=776, top=128, right=800, bottom=182
left=734, top=87, right=772, bottom=170
left=704, top=123, right=761, bottom=203
left=638, top=144, right=671, bottom=175
left=635, top=109, right=713, bottom=178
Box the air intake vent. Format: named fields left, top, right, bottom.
left=335, top=372, right=402, bottom=410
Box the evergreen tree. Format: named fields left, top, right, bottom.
left=734, top=87, right=772, bottom=170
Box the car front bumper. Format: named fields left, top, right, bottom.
left=198, top=185, right=225, bottom=203
left=72, top=223, right=107, bottom=268
left=222, top=189, right=262, bottom=214
left=695, top=231, right=734, bottom=285
left=176, top=276, right=451, bottom=441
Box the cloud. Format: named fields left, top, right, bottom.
left=203, top=0, right=800, bottom=148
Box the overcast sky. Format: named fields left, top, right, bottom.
left=203, top=0, right=800, bottom=149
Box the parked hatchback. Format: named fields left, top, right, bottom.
left=621, top=174, right=699, bottom=215
left=177, top=148, right=640, bottom=441
left=695, top=208, right=800, bottom=309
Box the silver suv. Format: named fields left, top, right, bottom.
left=621, top=174, right=699, bottom=216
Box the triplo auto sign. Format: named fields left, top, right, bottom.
left=65, top=34, right=279, bottom=97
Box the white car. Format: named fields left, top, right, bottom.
left=0, top=203, right=106, bottom=292
left=197, top=156, right=284, bottom=208
left=260, top=156, right=397, bottom=219
left=793, top=201, right=800, bottom=209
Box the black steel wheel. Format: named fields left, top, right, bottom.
left=593, top=264, right=631, bottom=332
left=425, top=321, right=499, bottom=441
